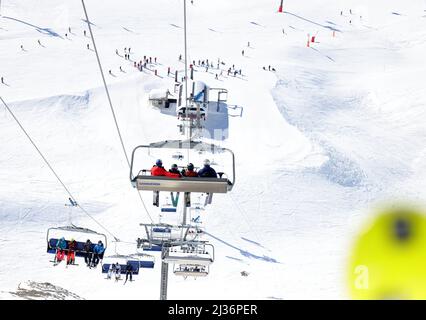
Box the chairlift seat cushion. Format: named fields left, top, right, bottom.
left=134, top=176, right=231, bottom=193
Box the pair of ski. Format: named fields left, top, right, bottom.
left=51, top=260, right=79, bottom=267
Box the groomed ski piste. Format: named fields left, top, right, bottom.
left=1, top=0, right=426, bottom=299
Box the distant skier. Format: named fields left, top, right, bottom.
left=109, top=70, right=112, bottom=75
left=242, top=50, right=244, bottom=56
left=38, top=39, right=41, bottom=46
left=84, top=30, right=87, bottom=37
left=68, top=27, right=71, bottom=33
left=247, top=41, right=250, bottom=47
left=1, top=77, right=4, bottom=84
left=20, top=45, right=24, bottom=51
left=215, top=74, right=218, bottom=79
left=87, top=43, right=90, bottom=50
left=268, top=65, right=271, bottom=71
left=168, top=67, right=171, bottom=75
left=120, top=66, right=123, bottom=72
left=115, top=49, right=118, bottom=55
left=179, top=54, right=182, bottom=61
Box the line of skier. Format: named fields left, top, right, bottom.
left=54, top=237, right=105, bottom=268
left=151, top=159, right=218, bottom=178
left=106, top=261, right=135, bottom=283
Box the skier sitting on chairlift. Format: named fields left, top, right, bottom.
left=55, top=237, right=67, bottom=263
left=92, top=240, right=105, bottom=267
left=67, top=238, right=77, bottom=265
left=197, top=159, right=218, bottom=178
left=151, top=159, right=180, bottom=178
left=169, top=164, right=182, bottom=177
left=107, top=262, right=121, bottom=281
left=83, top=239, right=93, bottom=267
left=125, top=261, right=134, bottom=283
left=182, top=163, right=198, bottom=177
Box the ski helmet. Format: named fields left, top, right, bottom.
left=187, top=163, right=194, bottom=170
left=203, top=159, right=211, bottom=166
left=156, top=159, right=163, bottom=166
left=171, top=164, right=178, bottom=169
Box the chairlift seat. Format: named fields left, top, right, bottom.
left=102, top=261, right=140, bottom=275
left=47, top=238, right=104, bottom=259
left=133, top=175, right=231, bottom=193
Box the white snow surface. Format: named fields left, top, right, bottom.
left=1, top=0, right=426, bottom=299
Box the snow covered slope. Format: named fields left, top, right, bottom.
left=1, top=0, right=425, bottom=299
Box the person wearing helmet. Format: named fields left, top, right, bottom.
left=67, top=238, right=77, bottom=265
left=151, top=159, right=180, bottom=178
left=55, top=237, right=67, bottom=263
left=182, top=163, right=198, bottom=177
left=197, top=159, right=218, bottom=178
left=169, top=164, right=182, bottom=177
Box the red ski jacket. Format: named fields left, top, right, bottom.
left=182, top=170, right=198, bottom=177
left=151, top=166, right=180, bottom=178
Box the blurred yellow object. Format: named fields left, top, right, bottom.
left=348, top=206, right=426, bottom=299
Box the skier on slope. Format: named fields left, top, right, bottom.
left=197, top=159, right=217, bottom=178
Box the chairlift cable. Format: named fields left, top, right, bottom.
left=0, top=96, right=120, bottom=242
left=81, top=0, right=154, bottom=224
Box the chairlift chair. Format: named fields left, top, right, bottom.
left=130, top=140, right=235, bottom=194
left=101, top=254, right=140, bottom=275
left=46, top=225, right=107, bottom=259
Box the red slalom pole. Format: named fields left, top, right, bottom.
left=278, top=0, right=283, bottom=13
